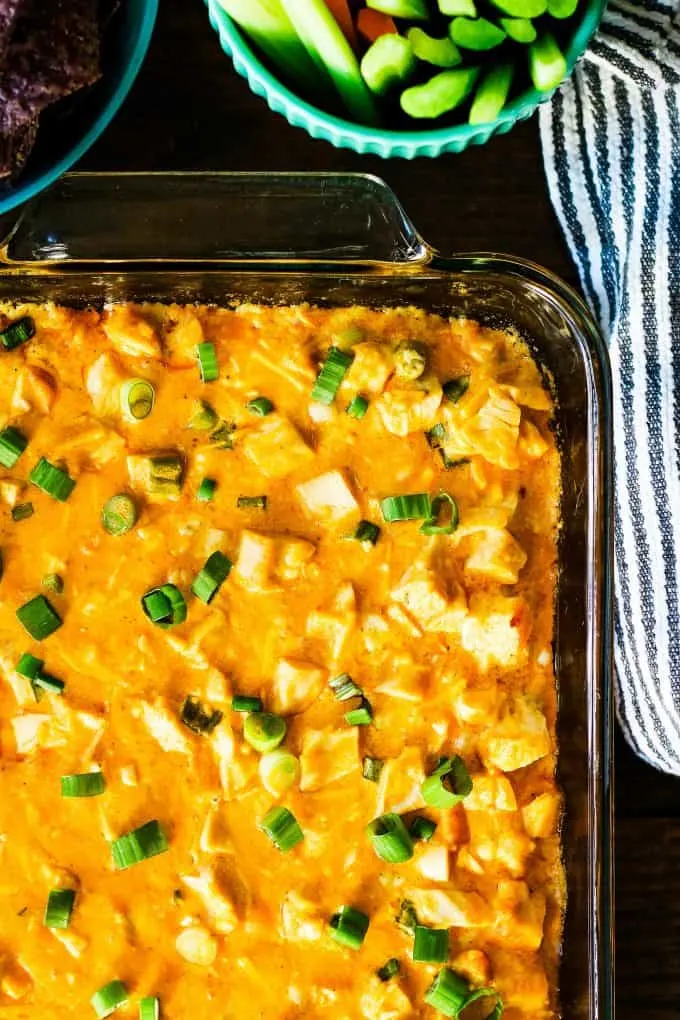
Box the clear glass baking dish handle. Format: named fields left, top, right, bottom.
left=0, top=171, right=431, bottom=268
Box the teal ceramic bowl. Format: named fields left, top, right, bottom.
left=207, top=0, right=606, bottom=158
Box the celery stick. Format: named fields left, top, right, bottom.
left=499, top=17, right=537, bottom=42
left=547, top=0, right=579, bottom=18
left=438, top=0, right=478, bottom=15
left=449, top=17, right=507, bottom=51
left=407, top=27, right=462, bottom=67
left=529, top=32, right=568, bottom=90
left=469, top=61, right=514, bottom=124
left=401, top=67, right=479, bottom=118
left=361, top=35, right=416, bottom=95
left=366, top=0, right=429, bottom=19
left=280, top=0, right=380, bottom=124
left=488, top=0, right=547, bottom=15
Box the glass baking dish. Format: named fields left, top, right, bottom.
left=1, top=171, right=614, bottom=1020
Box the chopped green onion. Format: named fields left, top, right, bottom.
left=394, top=341, right=428, bottom=381
left=231, top=694, right=264, bottom=713
left=345, top=699, right=373, bottom=726
left=191, top=550, right=232, bottom=604
left=180, top=695, right=223, bottom=735
left=102, top=494, right=138, bottom=536
left=121, top=378, right=155, bottom=421
left=16, top=652, right=63, bottom=699
left=33, top=671, right=65, bottom=696
left=197, top=341, right=219, bottom=382
left=243, top=712, right=287, bottom=752
left=42, top=573, right=64, bottom=594
left=259, top=749, right=300, bottom=796
left=16, top=594, right=62, bottom=640
left=426, top=423, right=447, bottom=448
left=61, top=771, right=106, bottom=798
left=381, top=493, right=431, bottom=522
left=422, top=756, right=472, bottom=808
left=30, top=458, right=75, bottom=502
left=197, top=477, right=217, bottom=502
left=44, top=888, right=76, bottom=929
left=141, top=584, right=187, bottom=629
left=330, top=673, right=363, bottom=702
left=413, top=924, right=450, bottom=963
left=420, top=492, right=459, bottom=536
left=311, top=346, right=354, bottom=405
left=208, top=421, right=235, bottom=449
left=11, top=502, right=34, bottom=521
left=335, top=325, right=365, bottom=349
left=367, top=813, right=414, bottom=863
left=91, top=980, right=129, bottom=1018
left=247, top=396, right=274, bottom=416
left=346, top=395, right=369, bottom=419
left=376, top=958, right=401, bottom=982
left=0, top=316, right=35, bottom=351
left=237, top=495, right=267, bottom=510
left=259, top=806, right=304, bottom=852
left=353, top=520, right=380, bottom=546
left=111, top=820, right=168, bottom=870
left=329, top=905, right=370, bottom=950
left=139, top=998, right=160, bottom=1020
left=443, top=375, right=470, bottom=403
left=362, top=756, right=385, bottom=783
left=148, top=455, right=184, bottom=498
left=395, top=899, right=418, bottom=935
left=0, top=426, right=27, bottom=468
left=424, top=969, right=501, bottom=1018
left=16, top=652, right=43, bottom=679
left=188, top=400, right=218, bottom=431
left=410, top=816, right=437, bottom=842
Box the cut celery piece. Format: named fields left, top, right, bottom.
left=488, top=0, right=547, bottom=16
left=361, top=35, right=416, bottom=95
left=469, top=61, right=514, bottom=124
left=367, top=0, right=429, bottom=19
left=400, top=67, right=479, bottom=119
left=529, top=32, right=568, bottom=90
left=449, top=17, right=507, bottom=50
left=499, top=17, right=537, bottom=42
left=438, top=0, right=477, bottom=15
left=407, top=27, right=462, bottom=68
left=547, top=0, right=579, bottom=17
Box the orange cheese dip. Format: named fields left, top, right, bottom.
left=0, top=303, right=563, bottom=1020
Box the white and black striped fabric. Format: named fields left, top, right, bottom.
left=539, top=0, right=680, bottom=774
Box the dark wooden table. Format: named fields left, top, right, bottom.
left=81, top=2, right=680, bottom=1016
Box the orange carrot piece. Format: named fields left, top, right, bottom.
left=356, top=7, right=398, bottom=42
left=325, top=0, right=359, bottom=49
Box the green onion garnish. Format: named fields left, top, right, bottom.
left=191, top=551, right=232, bottom=604
left=16, top=594, right=62, bottom=640
left=420, top=492, right=459, bottom=536
left=421, top=756, right=472, bottom=809
left=330, top=673, right=363, bottom=702
left=33, top=672, right=65, bottom=696
left=425, top=423, right=447, bottom=448
left=17, top=652, right=42, bottom=679
left=346, top=395, right=369, bottom=419
left=42, top=573, right=64, bottom=594
left=237, top=495, right=267, bottom=510
left=197, top=477, right=217, bottom=502
left=0, top=426, right=27, bottom=468
left=141, top=584, right=187, bottom=629
left=329, top=905, right=370, bottom=950
left=91, top=980, right=129, bottom=1018
left=208, top=421, right=235, bottom=449
left=345, top=699, right=373, bottom=726
left=424, top=968, right=500, bottom=1018
left=11, top=502, right=34, bottom=522
left=395, top=899, right=418, bottom=936
left=362, top=756, right=384, bottom=783
left=61, top=771, right=106, bottom=798
left=102, top=494, right=138, bottom=536
left=311, top=346, right=354, bottom=405
left=413, top=925, right=450, bottom=963
left=353, top=520, right=380, bottom=546
left=30, top=457, right=76, bottom=502
left=139, top=997, right=160, bottom=1020
left=376, top=958, right=400, bottom=982
left=180, top=695, right=223, bottom=735
left=188, top=400, right=218, bottom=431
left=111, top=820, right=168, bottom=870
left=367, top=813, right=414, bottom=863
left=259, top=806, right=304, bottom=853
left=0, top=316, right=35, bottom=351
left=243, top=712, right=287, bottom=752
left=121, top=378, right=155, bottom=420
left=410, top=816, right=437, bottom=842
left=443, top=375, right=470, bottom=403
left=148, top=455, right=184, bottom=498
left=381, top=493, right=432, bottom=523
left=16, top=652, right=63, bottom=698
left=197, top=341, right=219, bottom=382
left=247, top=396, right=274, bottom=416
left=44, top=888, right=76, bottom=929
left=231, top=694, right=263, bottom=713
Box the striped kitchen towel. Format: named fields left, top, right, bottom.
left=539, top=0, right=680, bottom=773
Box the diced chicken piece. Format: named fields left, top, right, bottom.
left=242, top=414, right=314, bottom=479
left=492, top=949, right=549, bottom=1011
left=199, top=804, right=231, bottom=854
left=465, top=774, right=517, bottom=812
left=135, top=699, right=192, bottom=755
left=280, top=892, right=324, bottom=943
left=465, top=811, right=534, bottom=877
left=119, top=764, right=138, bottom=787
left=344, top=342, right=393, bottom=396
left=376, top=373, right=442, bottom=437
left=409, top=889, right=492, bottom=928
left=519, top=419, right=550, bottom=459
left=391, top=560, right=467, bottom=634
left=103, top=305, right=162, bottom=359
left=460, top=594, right=530, bottom=671
left=296, top=470, right=359, bottom=524
left=175, top=926, right=218, bottom=966
left=481, top=697, right=551, bottom=772
left=456, top=848, right=485, bottom=876
left=376, top=653, right=427, bottom=703
left=361, top=613, right=391, bottom=653
left=453, top=684, right=500, bottom=727
left=308, top=400, right=336, bottom=424
left=85, top=352, right=128, bottom=416
left=360, top=981, right=415, bottom=1020
left=234, top=530, right=276, bottom=590
left=451, top=949, right=491, bottom=988
left=522, top=791, right=560, bottom=838
left=415, top=844, right=450, bottom=883
left=276, top=536, right=316, bottom=580
left=299, top=727, right=359, bottom=792
left=182, top=868, right=238, bottom=934
left=464, top=528, right=527, bottom=584
left=11, top=714, right=52, bottom=756
left=164, top=309, right=204, bottom=367
left=52, top=929, right=89, bottom=959
left=306, top=596, right=355, bottom=664
left=211, top=725, right=239, bottom=794
left=472, top=386, right=522, bottom=469
left=271, top=658, right=325, bottom=715
left=15, top=366, right=57, bottom=414
left=501, top=381, right=552, bottom=411
left=2, top=658, right=35, bottom=708
left=490, top=881, right=546, bottom=951
left=376, top=747, right=426, bottom=815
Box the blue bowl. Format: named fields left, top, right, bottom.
left=0, top=0, right=157, bottom=216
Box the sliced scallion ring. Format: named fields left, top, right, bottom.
left=424, top=968, right=501, bottom=1018
left=443, top=375, right=470, bottom=403
left=0, top=425, right=27, bottom=468
left=381, top=493, right=431, bottom=523
left=42, top=573, right=64, bottom=594
left=413, top=924, right=450, bottom=963
left=61, top=771, right=106, bottom=798
left=44, top=888, right=76, bottom=929
left=247, top=396, right=274, bottom=416
left=345, top=698, right=373, bottom=726
left=197, top=341, right=219, bottom=382
left=259, top=749, right=300, bottom=797
left=376, top=958, right=400, bottom=982
left=11, top=502, right=34, bottom=522
left=141, top=584, right=187, bottom=629
left=243, top=712, right=287, bottom=753
left=30, top=457, right=75, bottom=502
left=188, top=400, right=218, bottom=431
left=231, top=694, right=263, bottom=713
left=410, top=816, right=437, bottom=842
left=421, top=756, right=472, bottom=808
left=311, top=346, right=354, bottom=405
left=33, top=672, right=65, bottom=696
left=91, top=980, right=129, bottom=1018
left=362, top=756, right=384, bottom=783
left=121, top=378, right=155, bottom=420
left=197, top=477, right=217, bottom=502
left=353, top=520, right=380, bottom=546
left=191, top=551, right=232, bottom=604
left=16, top=594, right=62, bottom=640
left=180, top=695, right=223, bottom=735
left=237, top=495, right=267, bottom=510
left=330, top=673, right=363, bottom=702
left=346, top=395, right=369, bottom=419
left=102, top=494, right=138, bottom=536
left=395, top=899, right=418, bottom=935
left=139, top=997, right=160, bottom=1020
left=420, top=492, right=459, bottom=536
left=0, top=316, right=35, bottom=351
left=259, top=805, right=304, bottom=852
left=367, top=813, right=414, bottom=863
left=111, top=820, right=168, bottom=870
left=329, top=905, right=370, bottom=950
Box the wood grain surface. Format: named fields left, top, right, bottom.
left=80, top=2, right=680, bottom=1016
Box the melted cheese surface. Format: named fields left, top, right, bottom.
left=0, top=303, right=563, bottom=1020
